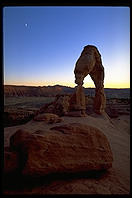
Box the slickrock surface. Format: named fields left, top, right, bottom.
left=4, top=114, right=130, bottom=194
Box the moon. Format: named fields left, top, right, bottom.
left=25, top=23, right=28, bottom=27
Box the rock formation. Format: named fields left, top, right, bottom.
left=36, top=95, right=71, bottom=116
left=35, top=45, right=106, bottom=117
left=35, top=93, right=86, bottom=117
left=74, top=45, right=106, bottom=114
left=6, top=123, right=113, bottom=177
left=67, top=85, right=87, bottom=116
left=4, top=148, right=18, bottom=174
left=34, top=113, right=63, bottom=123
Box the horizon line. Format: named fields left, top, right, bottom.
left=4, top=84, right=130, bottom=89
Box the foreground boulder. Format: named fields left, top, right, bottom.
left=4, top=148, right=19, bottom=174
left=9, top=123, right=113, bottom=177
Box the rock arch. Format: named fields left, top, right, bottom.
left=74, top=45, right=106, bottom=114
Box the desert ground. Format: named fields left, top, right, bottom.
left=4, top=93, right=130, bottom=127
left=3, top=89, right=130, bottom=195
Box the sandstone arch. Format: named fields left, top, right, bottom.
left=74, top=45, right=106, bottom=114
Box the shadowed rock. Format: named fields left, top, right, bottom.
left=34, top=113, right=63, bottom=123
left=36, top=95, right=71, bottom=116
left=4, top=148, right=19, bottom=174
left=8, top=123, right=113, bottom=177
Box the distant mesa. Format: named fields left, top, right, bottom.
left=4, top=85, right=130, bottom=98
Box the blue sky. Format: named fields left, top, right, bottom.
left=3, top=6, right=130, bottom=88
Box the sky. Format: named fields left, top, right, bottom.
left=3, top=6, right=130, bottom=88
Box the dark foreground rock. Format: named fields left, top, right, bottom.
left=4, top=148, right=19, bottom=174
left=7, top=123, right=113, bottom=177
left=4, top=109, right=35, bottom=127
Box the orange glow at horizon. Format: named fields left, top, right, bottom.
left=4, top=80, right=130, bottom=88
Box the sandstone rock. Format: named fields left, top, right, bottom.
left=4, top=148, right=18, bottom=174
left=65, top=111, right=85, bottom=117
left=10, top=123, right=113, bottom=177
left=69, top=85, right=86, bottom=116
left=4, top=108, right=35, bottom=127
left=74, top=45, right=106, bottom=114
left=37, top=92, right=87, bottom=117
left=94, top=88, right=106, bottom=114
left=55, top=95, right=70, bottom=114
left=34, top=113, right=63, bottom=123
left=70, top=86, right=85, bottom=110
left=106, top=107, right=119, bottom=118
left=10, top=129, right=33, bottom=150
left=37, top=95, right=71, bottom=116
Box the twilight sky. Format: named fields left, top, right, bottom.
left=3, top=6, right=130, bottom=88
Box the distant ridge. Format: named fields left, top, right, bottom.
left=4, top=85, right=130, bottom=99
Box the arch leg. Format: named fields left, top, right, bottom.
left=90, top=69, right=106, bottom=114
